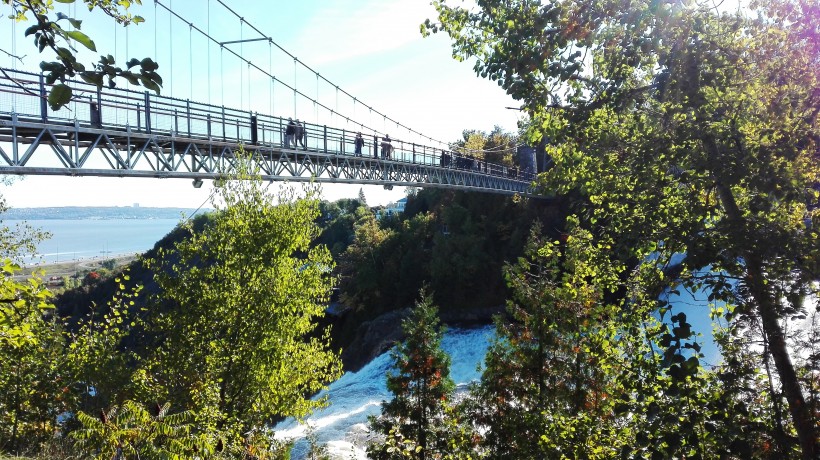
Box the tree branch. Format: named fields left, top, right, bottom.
left=0, top=48, right=26, bottom=64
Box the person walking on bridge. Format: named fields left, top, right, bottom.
left=285, top=118, right=296, bottom=148
left=354, top=132, right=364, bottom=156
left=295, top=120, right=306, bottom=149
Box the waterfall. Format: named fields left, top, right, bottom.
left=273, top=326, right=495, bottom=459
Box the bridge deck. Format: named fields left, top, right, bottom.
left=0, top=68, right=535, bottom=195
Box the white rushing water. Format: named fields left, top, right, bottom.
left=273, top=326, right=495, bottom=459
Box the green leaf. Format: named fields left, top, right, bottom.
left=140, top=58, right=159, bottom=72
left=65, top=30, right=96, bottom=51
left=56, top=47, right=73, bottom=60
left=140, top=76, right=161, bottom=94
left=40, top=61, right=64, bottom=72
left=80, top=71, right=103, bottom=87
left=48, top=84, right=72, bottom=110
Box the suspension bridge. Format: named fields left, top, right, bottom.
left=0, top=1, right=538, bottom=196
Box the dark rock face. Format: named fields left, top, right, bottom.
left=339, top=308, right=410, bottom=372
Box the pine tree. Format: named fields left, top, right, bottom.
left=468, top=223, right=628, bottom=458
left=369, top=290, right=454, bottom=460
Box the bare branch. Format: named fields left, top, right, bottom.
left=0, top=48, right=26, bottom=64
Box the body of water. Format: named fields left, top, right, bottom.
left=274, top=326, right=495, bottom=459
left=7, top=219, right=183, bottom=264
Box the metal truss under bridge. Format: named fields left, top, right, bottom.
left=0, top=68, right=537, bottom=196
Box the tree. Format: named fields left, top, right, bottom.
left=0, top=262, right=63, bottom=452
left=453, top=126, right=518, bottom=167
left=0, top=187, right=64, bottom=452
left=369, top=290, right=454, bottom=460
left=62, top=275, right=147, bottom=423
left=426, top=0, right=819, bottom=456
left=338, top=210, right=396, bottom=312
left=3, top=0, right=162, bottom=110
left=467, top=223, right=632, bottom=458
left=143, top=151, right=342, bottom=445
left=0, top=181, right=50, bottom=263
left=316, top=198, right=368, bottom=257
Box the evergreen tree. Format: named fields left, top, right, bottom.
left=369, top=290, right=454, bottom=460
left=469, top=224, right=629, bottom=458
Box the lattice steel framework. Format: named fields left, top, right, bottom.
left=0, top=68, right=536, bottom=195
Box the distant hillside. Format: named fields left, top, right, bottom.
left=3, top=206, right=211, bottom=220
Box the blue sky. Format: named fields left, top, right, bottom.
left=0, top=0, right=523, bottom=207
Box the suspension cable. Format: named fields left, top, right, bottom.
left=169, top=0, right=173, bottom=97
left=269, top=40, right=273, bottom=119
left=154, top=0, right=401, bottom=139
left=207, top=0, right=210, bottom=105
left=126, top=16, right=130, bottom=92
left=189, top=22, right=193, bottom=101
left=212, top=0, right=447, bottom=146
left=153, top=0, right=157, bottom=77
left=240, top=18, right=244, bottom=111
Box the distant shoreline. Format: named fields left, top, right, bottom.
left=4, top=206, right=210, bottom=221
left=22, top=251, right=139, bottom=267
left=17, top=253, right=139, bottom=279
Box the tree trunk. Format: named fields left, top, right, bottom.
left=715, top=182, right=816, bottom=460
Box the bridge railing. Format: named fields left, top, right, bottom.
left=0, top=68, right=535, bottom=183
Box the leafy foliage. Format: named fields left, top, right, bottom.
left=0, top=261, right=64, bottom=452
left=316, top=198, right=369, bottom=257
left=467, top=224, right=630, bottom=458
left=72, top=401, right=205, bottom=459
left=452, top=126, right=519, bottom=167
left=338, top=188, right=558, bottom=316
left=427, top=0, right=820, bottom=456
left=62, top=274, right=146, bottom=421
left=143, top=151, right=342, bottom=444
left=3, top=0, right=161, bottom=109
left=0, top=187, right=51, bottom=264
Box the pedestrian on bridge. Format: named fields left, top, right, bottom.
left=285, top=118, right=296, bottom=148
left=295, top=120, right=306, bottom=149
left=381, top=135, right=393, bottom=159
left=354, top=132, right=364, bottom=156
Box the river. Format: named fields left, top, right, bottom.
left=6, top=218, right=183, bottom=264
